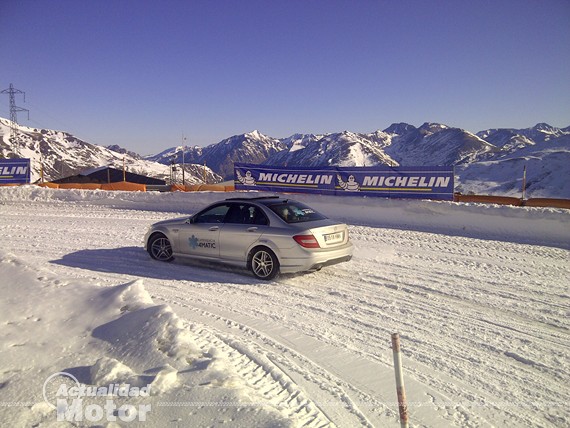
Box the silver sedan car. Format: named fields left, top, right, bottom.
left=144, top=196, right=353, bottom=280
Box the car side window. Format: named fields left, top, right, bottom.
left=194, top=204, right=231, bottom=224
left=268, top=201, right=327, bottom=223
left=252, top=206, right=269, bottom=225
left=224, top=204, right=269, bottom=226
left=225, top=204, right=244, bottom=224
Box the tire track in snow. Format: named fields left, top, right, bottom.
left=185, top=321, right=336, bottom=427
left=312, top=226, right=570, bottom=427
left=2, top=198, right=568, bottom=427
left=155, top=289, right=381, bottom=427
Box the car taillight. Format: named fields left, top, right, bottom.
left=293, top=234, right=320, bottom=248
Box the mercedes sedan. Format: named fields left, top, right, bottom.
left=144, top=196, right=353, bottom=280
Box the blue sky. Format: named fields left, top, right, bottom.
left=1, top=0, right=569, bottom=154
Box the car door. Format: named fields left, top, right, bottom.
left=178, top=203, right=230, bottom=259
left=219, top=203, right=267, bottom=263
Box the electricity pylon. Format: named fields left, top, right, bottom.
left=1, top=83, right=29, bottom=141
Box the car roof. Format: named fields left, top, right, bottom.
left=224, top=195, right=290, bottom=206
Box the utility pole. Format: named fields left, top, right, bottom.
left=182, top=134, right=186, bottom=186
left=170, top=155, right=177, bottom=185
left=1, top=83, right=29, bottom=142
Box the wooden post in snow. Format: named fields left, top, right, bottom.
left=522, top=165, right=527, bottom=200
left=392, top=333, right=409, bottom=428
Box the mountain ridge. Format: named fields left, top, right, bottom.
left=0, top=118, right=222, bottom=185
left=110, top=121, right=570, bottom=199
left=1, top=117, right=569, bottom=198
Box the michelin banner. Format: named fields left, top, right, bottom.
left=0, top=158, right=31, bottom=185
left=234, top=163, right=454, bottom=200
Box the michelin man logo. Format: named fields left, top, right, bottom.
left=236, top=170, right=256, bottom=186
left=337, top=174, right=360, bottom=191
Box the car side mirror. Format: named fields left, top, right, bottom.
left=186, top=216, right=195, bottom=224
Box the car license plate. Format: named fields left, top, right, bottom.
left=324, top=232, right=343, bottom=244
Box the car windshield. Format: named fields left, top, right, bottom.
left=268, top=201, right=327, bottom=224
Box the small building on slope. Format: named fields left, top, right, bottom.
left=52, top=166, right=166, bottom=185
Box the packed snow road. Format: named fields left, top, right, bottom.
left=1, top=187, right=569, bottom=427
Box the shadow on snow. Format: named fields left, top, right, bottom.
left=50, top=246, right=263, bottom=284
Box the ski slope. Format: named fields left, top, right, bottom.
left=0, top=186, right=568, bottom=427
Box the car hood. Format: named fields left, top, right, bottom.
left=152, top=216, right=191, bottom=227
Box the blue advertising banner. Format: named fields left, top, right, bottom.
left=234, top=163, right=454, bottom=200
left=0, top=158, right=31, bottom=184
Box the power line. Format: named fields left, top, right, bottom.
left=1, top=83, right=30, bottom=141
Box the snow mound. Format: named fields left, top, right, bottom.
left=90, top=357, right=136, bottom=386
left=91, top=303, right=201, bottom=370
left=97, top=279, right=154, bottom=311
left=0, top=253, right=327, bottom=426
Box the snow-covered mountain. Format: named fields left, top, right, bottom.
left=266, top=131, right=397, bottom=167
left=2, top=116, right=569, bottom=198
left=261, top=123, right=498, bottom=169
left=147, top=130, right=286, bottom=179
left=384, top=122, right=498, bottom=166
left=262, top=123, right=569, bottom=198
left=143, top=145, right=220, bottom=184
left=454, top=124, right=570, bottom=197
left=0, top=118, right=221, bottom=184
left=200, top=131, right=286, bottom=179
left=145, top=145, right=203, bottom=165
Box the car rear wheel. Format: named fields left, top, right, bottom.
left=250, top=247, right=279, bottom=280
left=148, top=233, right=174, bottom=262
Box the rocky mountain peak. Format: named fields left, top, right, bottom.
left=383, top=122, right=416, bottom=136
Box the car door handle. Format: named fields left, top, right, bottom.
left=247, top=227, right=258, bottom=232
left=208, top=226, right=219, bottom=231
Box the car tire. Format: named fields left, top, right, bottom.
left=148, top=233, right=174, bottom=262
left=250, top=247, right=279, bottom=280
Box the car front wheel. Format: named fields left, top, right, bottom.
left=250, top=247, right=279, bottom=280
left=148, top=233, right=174, bottom=262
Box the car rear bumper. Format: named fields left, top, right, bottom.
left=278, top=243, right=353, bottom=274
left=307, top=254, right=353, bottom=271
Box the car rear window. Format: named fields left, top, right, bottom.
left=268, top=201, right=327, bottom=224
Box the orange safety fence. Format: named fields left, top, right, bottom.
left=37, top=182, right=60, bottom=189
left=37, top=182, right=145, bottom=191
left=58, top=183, right=102, bottom=190
left=4, top=183, right=570, bottom=209
left=38, top=182, right=145, bottom=191
left=453, top=194, right=523, bottom=206
left=170, top=184, right=187, bottom=192
left=171, top=184, right=235, bottom=192
left=453, top=194, right=570, bottom=209
left=101, top=182, right=146, bottom=192
left=523, top=198, right=570, bottom=209
left=189, top=184, right=229, bottom=192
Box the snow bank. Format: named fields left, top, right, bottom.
left=1, top=185, right=567, bottom=249
left=1, top=185, right=568, bottom=427
left=295, top=193, right=570, bottom=250
left=0, top=252, right=320, bottom=427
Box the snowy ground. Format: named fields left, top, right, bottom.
left=0, top=186, right=568, bottom=428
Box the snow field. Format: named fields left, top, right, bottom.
left=0, top=186, right=568, bottom=427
